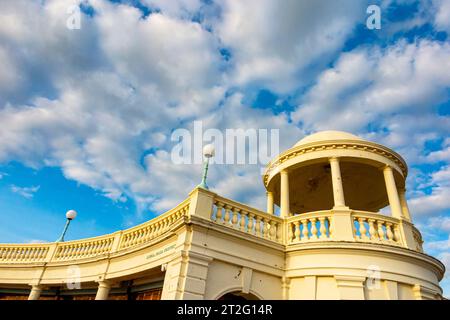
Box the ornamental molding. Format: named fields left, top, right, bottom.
left=263, top=140, right=408, bottom=187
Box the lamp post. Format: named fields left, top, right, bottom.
left=198, top=144, right=215, bottom=190
left=56, top=210, right=77, bottom=242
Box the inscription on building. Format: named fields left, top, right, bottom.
left=146, top=244, right=176, bottom=260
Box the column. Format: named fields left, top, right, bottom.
left=280, top=170, right=290, bottom=218
left=95, top=281, right=111, bottom=300
left=161, top=251, right=212, bottom=300
left=266, top=191, right=274, bottom=215
left=329, top=157, right=346, bottom=208
left=398, top=188, right=412, bottom=221
left=28, top=285, right=42, bottom=300
left=383, top=166, right=403, bottom=219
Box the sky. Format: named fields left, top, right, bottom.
left=0, top=0, right=449, bottom=295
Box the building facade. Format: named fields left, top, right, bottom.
left=0, top=131, right=445, bottom=300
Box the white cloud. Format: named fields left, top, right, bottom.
left=425, top=237, right=450, bottom=252
left=292, top=40, right=450, bottom=168
left=293, top=40, right=450, bottom=130
left=214, top=0, right=369, bottom=93
left=95, top=1, right=223, bottom=98
left=424, top=235, right=450, bottom=271
left=0, top=0, right=226, bottom=214
left=0, top=0, right=308, bottom=215
left=0, top=46, right=22, bottom=94
left=409, top=166, right=450, bottom=217
left=425, top=138, right=450, bottom=162
left=0, top=0, right=448, bottom=233
left=421, top=234, right=450, bottom=296
left=28, top=239, right=49, bottom=244
left=425, top=216, right=450, bottom=233
left=0, top=0, right=105, bottom=106
left=433, top=0, right=450, bottom=33
left=10, top=185, right=40, bottom=199
left=141, top=0, right=203, bottom=18
left=142, top=92, right=302, bottom=212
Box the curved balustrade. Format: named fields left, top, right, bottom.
left=54, top=236, right=114, bottom=261
left=0, top=190, right=426, bottom=266
left=352, top=211, right=402, bottom=246
left=412, top=226, right=424, bottom=253
left=287, top=211, right=332, bottom=243
left=0, top=198, right=190, bottom=264
left=211, top=196, right=284, bottom=243
left=119, top=199, right=190, bottom=250
left=0, top=244, right=50, bottom=263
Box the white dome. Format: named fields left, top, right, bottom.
left=294, top=131, right=363, bottom=147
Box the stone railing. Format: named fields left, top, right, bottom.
left=0, top=188, right=425, bottom=265
left=211, top=195, right=284, bottom=243
left=0, top=198, right=190, bottom=264
left=119, top=198, right=190, bottom=250
left=287, top=211, right=333, bottom=243
left=352, top=211, right=402, bottom=246
left=284, top=209, right=411, bottom=248
left=0, top=244, right=50, bottom=263
left=412, top=226, right=424, bottom=253
left=53, top=235, right=115, bottom=261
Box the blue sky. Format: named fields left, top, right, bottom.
left=0, top=0, right=449, bottom=295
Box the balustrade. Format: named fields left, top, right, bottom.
left=54, top=237, right=114, bottom=261
left=119, top=200, right=189, bottom=250
left=287, top=212, right=332, bottom=243
left=211, top=196, right=283, bottom=243
left=352, top=211, right=402, bottom=245
left=0, top=245, right=49, bottom=263
left=0, top=192, right=424, bottom=265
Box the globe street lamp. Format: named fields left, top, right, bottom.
left=56, top=210, right=77, bottom=242
left=198, top=144, right=215, bottom=190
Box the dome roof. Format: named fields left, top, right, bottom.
left=294, top=130, right=363, bottom=147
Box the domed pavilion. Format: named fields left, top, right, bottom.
left=0, top=131, right=445, bottom=300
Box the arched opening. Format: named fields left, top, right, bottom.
left=217, top=291, right=260, bottom=300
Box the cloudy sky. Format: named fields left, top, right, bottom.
left=0, top=0, right=449, bottom=294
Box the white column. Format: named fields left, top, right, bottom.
left=280, top=170, right=290, bottom=218
left=161, top=252, right=212, bottom=300
left=383, top=166, right=403, bottom=219
left=266, top=191, right=274, bottom=215
left=28, top=285, right=42, bottom=300
left=95, top=281, right=111, bottom=300
left=329, top=157, right=346, bottom=208
left=399, top=188, right=412, bottom=221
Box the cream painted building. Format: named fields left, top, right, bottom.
left=0, top=131, right=445, bottom=300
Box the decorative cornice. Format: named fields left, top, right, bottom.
left=263, top=140, right=408, bottom=187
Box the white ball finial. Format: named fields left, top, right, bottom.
left=203, top=144, right=215, bottom=158
left=66, top=210, right=77, bottom=220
